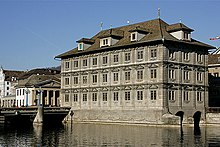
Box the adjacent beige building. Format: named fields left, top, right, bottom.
left=56, top=18, right=214, bottom=124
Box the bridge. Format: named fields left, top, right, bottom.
left=0, top=106, right=71, bottom=126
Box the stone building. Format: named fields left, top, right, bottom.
left=56, top=18, right=214, bottom=124
left=15, top=74, right=61, bottom=107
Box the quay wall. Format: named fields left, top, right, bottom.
left=69, top=109, right=180, bottom=125
left=206, top=113, right=220, bottom=124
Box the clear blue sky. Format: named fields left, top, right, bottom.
left=0, top=0, right=219, bottom=70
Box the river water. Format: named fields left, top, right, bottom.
left=0, top=123, right=220, bottom=147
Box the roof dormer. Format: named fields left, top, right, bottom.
left=129, top=26, right=149, bottom=42
left=76, top=38, right=95, bottom=51
left=167, top=23, right=194, bottom=41
left=98, top=29, right=124, bottom=47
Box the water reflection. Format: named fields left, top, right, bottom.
left=1, top=123, right=220, bottom=146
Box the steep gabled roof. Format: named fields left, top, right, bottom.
left=56, top=18, right=214, bottom=59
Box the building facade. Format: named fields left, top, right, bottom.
left=56, top=18, right=214, bottom=124
left=0, top=67, right=24, bottom=107
left=15, top=74, right=61, bottom=107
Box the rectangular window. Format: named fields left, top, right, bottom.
left=103, top=38, right=109, bottom=46
left=103, top=56, right=108, bottom=65
left=125, top=71, right=131, bottom=81
left=65, top=94, right=69, bottom=102
left=137, top=50, right=143, bottom=60
left=79, top=43, right=83, bottom=50
left=150, top=69, right=157, bottom=79
left=73, top=77, right=78, bottom=85
left=113, top=72, right=119, bottom=82
left=131, top=32, right=137, bottom=41
left=137, top=91, right=143, bottom=100
left=184, top=32, right=189, bottom=40
left=169, top=69, right=175, bottom=79
left=183, top=91, right=189, bottom=101
left=150, top=90, right=157, bottom=100
left=184, top=52, right=189, bottom=60
left=197, top=72, right=202, bottom=81
left=197, top=54, right=202, bottom=62
left=103, top=93, right=107, bottom=101
left=93, top=58, right=97, bottom=66
left=92, top=74, right=97, bottom=83
left=74, top=61, right=78, bottom=68
left=83, top=59, right=87, bottom=67
left=197, top=92, right=202, bottom=102
left=83, top=94, right=87, bottom=101
left=114, top=54, right=119, bottom=63
left=64, top=78, right=70, bottom=85
left=65, top=61, right=70, bottom=69
left=184, top=71, right=190, bottom=80
left=150, top=49, right=157, bottom=58
left=92, top=93, right=97, bottom=101
left=103, top=73, right=108, bottom=83
left=137, top=70, right=143, bottom=80
left=83, top=76, right=87, bottom=84
left=125, top=52, right=131, bottom=62
left=113, top=92, right=119, bottom=101
left=168, top=91, right=175, bottom=101
left=125, top=91, right=130, bottom=100
left=73, top=94, right=78, bottom=102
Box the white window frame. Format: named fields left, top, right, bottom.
left=92, top=93, right=97, bottom=101
left=113, top=92, right=119, bottom=101
left=131, top=32, right=137, bottom=41
left=125, top=71, right=131, bottom=81
left=125, top=91, right=131, bottom=101
left=150, top=90, right=157, bottom=100
left=137, top=90, right=143, bottom=100
left=125, top=52, right=131, bottom=62
left=103, top=73, right=108, bottom=83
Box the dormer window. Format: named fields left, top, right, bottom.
left=131, top=32, right=137, bottom=41
left=167, top=23, right=193, bottom=41
left=184, top=32, right=189, bottom=40
left=98, top=29, right=124, bottom=47
left=78, top=43, right=83, bottom=50
left=100, top=38, right=110, bottom=47
left=77, top=38, right=95, bottom=51
left=103, top=38, right=109, bottom=46
left=129, top=26, right=149, bottom=42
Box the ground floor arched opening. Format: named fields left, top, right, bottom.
left=175, top=111, right=184, bottom=125
left=175, top=111, right=184, bottom=134
left=193, top=111, right=201, bottom=135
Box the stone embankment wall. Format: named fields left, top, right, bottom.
left=70, top=110, right=180, bottom=125
left=206, top=113, right=220, bottom=124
